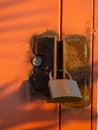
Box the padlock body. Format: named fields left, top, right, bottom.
left=48, top=79, right=82, bottom=101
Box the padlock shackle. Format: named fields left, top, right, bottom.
left=65, top=70, right=72, bottom=80
left=49, top=71, right=54, bottom=80
left=49, top=70, right=72, bottom=80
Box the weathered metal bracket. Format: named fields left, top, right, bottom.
left=29, top=32, right=57, bottom=97
left=62, top=34, right=91, bottom=108
left=29, top=32, right=91, bottom=108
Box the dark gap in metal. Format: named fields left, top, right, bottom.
left=60, top=0, right=63, bottom=41
left=57, top=40, right=63, bottom=79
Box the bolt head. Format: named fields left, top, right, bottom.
left=31, top=56, right=43, bottom=67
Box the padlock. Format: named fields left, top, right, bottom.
left=48, top=70, right=82, bottom=102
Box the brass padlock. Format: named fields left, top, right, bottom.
left=48, top=70, right=82, bottom=102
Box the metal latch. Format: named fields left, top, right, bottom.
left=29, top=32, right=91, bottom=108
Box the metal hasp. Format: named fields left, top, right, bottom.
left=62, top=34, right=91, bottom=108
left=29, top=32, right=91, bottom=108
left=29, top=32, right=57, bottom=97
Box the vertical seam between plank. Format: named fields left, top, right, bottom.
left=58, top=0, right=63, bottom=130
left=91, top=0, right=96, bottom=130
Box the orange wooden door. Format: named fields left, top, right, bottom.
left=0, top=0, right=97, bottom=130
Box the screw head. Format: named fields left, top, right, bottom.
left=31, top=56, right=43, bottom=67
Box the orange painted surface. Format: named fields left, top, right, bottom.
left=0, top=0, right=97, bottom=130
left=0, top=0, right=59, bottom=130
left=61, top=0, right=96, bottom=130
left=62, top=0, right=92, bottom=36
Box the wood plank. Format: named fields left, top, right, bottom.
left=61, top=0, right=93, bottom=129
left=0, top=1, right=59, bottom=130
